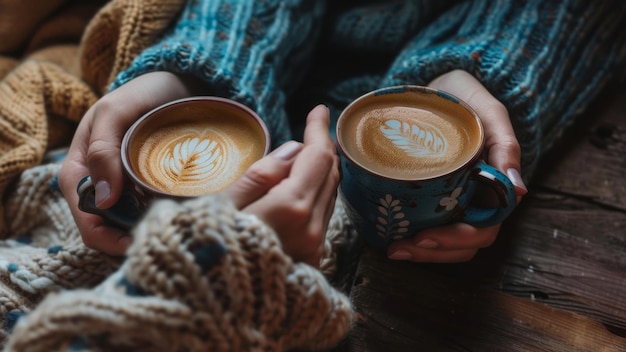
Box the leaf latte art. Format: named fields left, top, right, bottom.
left=157, top=131, right=226, bottom=183
left=339, top=104, right=478, bottom=179
left=380, top=119, right=448, bottom=158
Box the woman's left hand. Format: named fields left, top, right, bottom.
left=387, top=70, right=528, bottom=263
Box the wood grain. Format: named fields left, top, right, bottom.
left=338, top=248, right=626, bottom=352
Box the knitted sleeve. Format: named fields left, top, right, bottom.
left=382, top=0, right=626, bottom=179
left=110, top=0, right=326, bottom=147
left=5, top=194, right=353, bottom=351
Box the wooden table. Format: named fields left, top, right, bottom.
left=334, top=85, right=626, bottom=351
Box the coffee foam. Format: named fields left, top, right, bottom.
left=129, top=104, right=266, bottom=196
left=339, top=95, right=480, bottom=179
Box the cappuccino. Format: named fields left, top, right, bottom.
left=335, top=86, right=518, bottom=250
left=337, top=89, right=481, bottom=180
left=125, top=98, right=268, bottom=196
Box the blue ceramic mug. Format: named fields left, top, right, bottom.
left=335, top=86, right=518, bottom=250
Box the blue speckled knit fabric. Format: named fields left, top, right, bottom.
left=112, top=0, right=626, bottom=180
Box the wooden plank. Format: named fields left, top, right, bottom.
left=476, top=86, right=626, bottom=331
left=337, top=248, right=626, bottom=352
left=484, top=192, right=626, bottom=332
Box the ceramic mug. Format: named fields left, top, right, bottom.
left=78, top=96, right=270, bottom=229
left=335, top=85, right=517, bottom=250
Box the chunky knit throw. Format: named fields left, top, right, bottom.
left=3, top=166, right=354, bottom=350
left=1, top=162, right=355, bottom=351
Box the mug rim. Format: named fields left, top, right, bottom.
left=335, top=85, right=485, bottom=182
left=121, top=96, right=271, bottom=198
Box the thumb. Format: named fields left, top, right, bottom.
left=86, top=104, right=128, bottom=209
left=222, top=141, right=303, bottom=209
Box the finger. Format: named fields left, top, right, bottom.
left=386, top=223, right=500, bottom=263
left=409, top=223, right=500, bottom=251
left=222, top=141, right=303, bottom=209
left=387, top=245, right=479, bottom=263
left=60, top=130, right=132, bottom=256
left=288, top=104, right=335, bottom=192
left=74, top=212, right=132, bottom=256
left=241, top=105, right=337, bottom=264
left=59, top=124, right=92, bottom=208
left=299, top=154, right=340, bottom=266
left=429, top=70, right=527, bottom=196
left=252, top=104, right=335, bottom=210
left=85, top=102, right=129, bottom=209
left=469, top=95, right=526, bottom=196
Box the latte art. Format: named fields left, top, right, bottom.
left=126, top=101, right=268, bottom=197
left=157, top=129, right=228, bottom=185
left=380, top=119, right=448, bottom=158
left=338, top=96, right=481, bottom=180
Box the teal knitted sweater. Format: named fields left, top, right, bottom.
left=113, top=0, right=626, bottom=179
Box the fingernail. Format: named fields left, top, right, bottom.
left=95, top=179, right=111, bottom=207
left=507, top=168, right=528, bottom=196
left=388, top=250, right=413, bottom=261
left=415, top=239, right=439, bottom=249
left=273, top=141, right=302, bottom=160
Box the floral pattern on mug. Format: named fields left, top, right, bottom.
left=439, top=187, right=463, bottom=211
left=376, top=194, right=410, bottom=239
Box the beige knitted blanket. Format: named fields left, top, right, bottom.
left=0, top=1, right=354, bottom=350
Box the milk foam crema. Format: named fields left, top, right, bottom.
left=129, top=106, right=267, bottom=196
left=342, top=103, right=480, bottom=180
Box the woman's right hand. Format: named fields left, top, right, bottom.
left=59, top=72, right=193, bottom=256
left=222, top=105, right=340, bottom=267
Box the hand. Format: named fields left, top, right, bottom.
left=59, top=72, right=193, bottom=255
left=387, top=70, right=528, bottom=263
left=222, top=105, right=339, bottom=267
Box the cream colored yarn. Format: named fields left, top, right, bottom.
left=4, top=193, right=354, bottom=351
left=0, top=162, right=122, bottom=347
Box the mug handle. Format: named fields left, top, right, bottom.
left=77, top=175, right=143, bottom=230
left=461, top=161, right=518, bottom=227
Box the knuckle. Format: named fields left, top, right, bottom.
left=80, top=234, right=97, bottom=250
left=285, top=200, right=312, bottom=223
left=91, top=97, right=124, bottom=119
left=86, top=139, right=120, bottom=164
left=241, top=163, right=278, bottom=188
left=497, top=138, right=521, bottom=158
left=483, top=99, right=509, bottom=118
left=315, top=146, right=338, bottom=167
left=301, top=227, right=325, bottom=252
